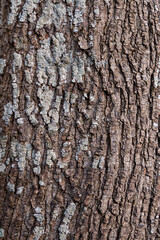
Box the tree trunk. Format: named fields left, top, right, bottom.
left=0, top=0, right=160, bottom=239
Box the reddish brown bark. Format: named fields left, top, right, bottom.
left=0, top=0, right=160, bottom=239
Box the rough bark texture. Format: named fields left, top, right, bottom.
left=0, top=0, right=160, bottom=239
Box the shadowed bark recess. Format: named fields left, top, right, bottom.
left=0, top=0, right=160, bottom=239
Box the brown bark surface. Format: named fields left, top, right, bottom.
left=0, top=0, right=160, bottom=239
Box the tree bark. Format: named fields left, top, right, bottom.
left=0, top=0, right=160, bottom=239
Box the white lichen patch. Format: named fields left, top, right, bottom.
left=34, top=213, right=44, bottom=224
left=12, top=164, right=15, bottom=168
left=92, top=156, right=105, bottom=169
left=37, top=38, right=53, bottom=85
left=48, top=96, right=62, bottom=132
left=94, top=7, right=99, bottom=17
left=17, top=117, right=24, bottom=125
left=33, top=151, right=41, bottom=175
left=153, top=122, right=158, bottom=128
left=25, top=97, right=38, bottom=124
left=57, top=161, right=68, bottom=169
left=61, top=148, right=68, bottom=158
left=16, top=186, right=24, bottom=195
left=59, top=202, right=76, bottom=240
left=3, top=102, right=13, bottom=125
left=11, top=74, right=21, bottom=121
left=48, top=66, right=57, bottom=87
left=37, top=86, right=53, bottom=124
left=8, top=0, right=21, bottom=25
left=52, top=206, right=61, bottom=219
left=0, top=228, right=4, bottom=238
left=98, top=156, right=105, bottom=169
left=52, top=33, right=66, bottom=64
left=36, top=1, right=66, bottom=30
left=26, top=143, right=32, bottom=159
left=25, top=70, right=33, bottom=84
left=46, top=150, right=56, bottom=167
left=25, top=95, right=38, bottom=126
left=36, top=33, right=67, bottom=87
left=17, top=143, right=28, bottom=171
left=10, top=139, right=31, bottom=171
left=36, top=0, right=53, bottom=30
left=73, top=0, right=86, bottom=32
left=19, top=0, right=39, bottom=22
left=0, top=136, right=8, bottom=162
left=0, top=59, right=6, bottom=74
left=37, top=39, right=50, bottom=68
left=0, top=163, right=6, bottom=172
left=92, top=157, right=99, bottom=169
left=79, top=136, right=88, bottom=151
left=35, top=207, right=42, bottom=213
left=33, top=151, right=41, bottom=165
left=72, top=57, right=85, bottom=83
left=71, top=93, right=78, bottom=104
left=24, top=51, right=35, bottom=84
left=25, top=52, right=35, bottom=68
left=154, top=68, right=160, bottom=88
left=104, top=0, right=109, bottom=4
left=52, top=3, right=66, bottom=29
left=33, top=226, right=44, bottom=240
left=58, top=64, right=69, bottom=85
left=13, top=52, right=22, bottom=73
left=33, top=166, right=41, bottom=175
left=7, top=182, right=15, bottom=192
left=39, top=181, right=45, bottom=186
left=63, top=92, right=70, bottom=115
left=6, top=158, right=10, bottom=165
